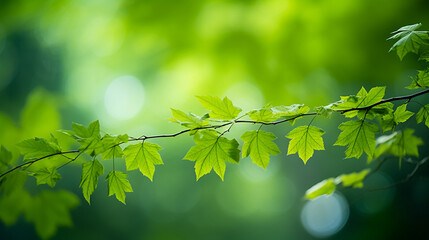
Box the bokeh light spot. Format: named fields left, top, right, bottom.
left=301, top=192, right=349, bottom=238
left=104, top=75, right=144, bottom=120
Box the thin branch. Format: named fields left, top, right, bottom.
left=340, top=88, right=429, bottom=114
left=0, top=150, right=79, bottom=179
left=365, top=156, right=429, bottom=192
left=2, top=88, right=429, bottom=179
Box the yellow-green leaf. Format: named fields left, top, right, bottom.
left=241, top=130, right=280, bottom=169
left=286, top=126, right=325, bottom=164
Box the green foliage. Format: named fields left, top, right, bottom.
left=305, top=178, right=336, bottom=200
left=335, top=120, right=379, bottom=159
left=184, top=130, right=240, bottom=180
left=388, top=23, right=429, bottom=60
left=17, top=137, right=61, bottom=161
left=416, top=104, right=429, bottom=127
left=123, top=142, right=163, bottom=181
left=32, top=167, right=61, bottom=187
left=0, top=146, right=12, bottom=172
left=1, top=22, right=429, bottom=239
left=339, top=169, right=370, bottom=188
left=381, top=104, right=414, bottom=131
left=80, top=159, right=104, bottom=204
left=241, top=130, right=280, bottom=169
left=25, top=190, right=79, bottom=239
left=106, top=170, right=133, bottom=204
left=286, top=126, right=325, bottom=164
left=196, top=96, right=242, bottom=120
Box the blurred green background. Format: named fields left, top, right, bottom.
left=1, top=0, right=429, bottom=239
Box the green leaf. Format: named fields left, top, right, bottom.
left=332, top=87, right=386, bottom=118
left=248, top=108, right=277, bottom=122
left=388, top=23, right=429, bottom=60
left=241, top=130, right=280, bottom=169
left=339, top=169, right=370, bottom=188
left=305, top=178, right=336, bottom=200
left=335, top=120, right=379, bottom=159
left=406, top=69, right=429, bottom=89
left=123, top=142, right=163, bottom=181
left=0, top=145, right=13, bottom=172
left=94, top=134, right=128, bottom=160
left=25, top=190, right=79, bottom=239
left=389, top=129, right=423, bottom=159
left=184, top=130, right=240, bottom=180
left=106, top=171, right=133, bottom=204
left=271, top=104, right=310, bottom=124
left=286, top=126, right=325, bottom=164
left=416, top=104, right=429, bottom=127
left=168, top=109, right=209, bottom=129
left=381, top=104, right=414, bottom=131
left=0, top=170, right=28, bottom=195
left=196, top=96, right=241, bottom=120
left=32, top=167, right=61, bottom=187
left=60, top=120, right=101, bottom=155
left=0, top=190, right=31, bottom=225
left=17, top=137, right=61, bottom=161
left=80, top=159, right=104, bottom=204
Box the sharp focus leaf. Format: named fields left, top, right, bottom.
left=388, top=23, right=429, bottom=60
left=335, top=120, right=379, bottom=159
left=286, top=126, right=325, bottom=164
left=407, top=70, right=429, bottom=89
left=106, top=171, right=133, bottom=204
left=241, top=130, right=280, bottom=169
left=32, top=167, right=61, bottom=187
left=381, top=104, right=414, bottom=131
left=60, top=120, right=101, bottom=155
left=305, top=178, right=336, bottom=200
left=196, top=96, right=241, bottom=120
left=184, top=130, right=240, bottom=180
left=123, top=142, right=163, bottom=181
left=80, top=159, right=104, bottom=204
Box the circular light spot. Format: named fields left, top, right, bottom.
left=104, top=76, right=144, bottom=120
left=301, top=192, right=349, bottom=238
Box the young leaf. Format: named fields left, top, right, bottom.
left=271, top=104, right=310, bottom=124
left=106, top=171, right=133, bottom=204
left=332, top=87, right=386, bottom=118
left=305, top=178, right=336, bottom=200
left=80, top=159, right=104, bottom=204
left=168, top=109, right=209, bottom=129
left=32, top=167, right=61, bottom=187
left=335, top=120, right=379, bottom=159
left=388, top=23, right=429, bottom=60
left=338, top=169, right=370, bottom=188
left=406, top=70, right=429, bottom=89
left=381, top=104, right=414, bottom=131
left=248, top=108, right=277, bottom=122
left=60, top=120, right=101, bottom=155
left=0, top=145, right=13, bottom=172
left=286, top=126, right=325, bottom=164
left=94, top=134, right=128, bottom=160
left=184, top=130, right=240, bottom=180
left=25, top=190, right=79, bottom=239
left=123, top=142, right=163, bottom=181
left=416, top=104, right=429, bottom=127
left=17, top=137, right=61, bottom=161
left=196, top=96, right=241, bottom=120
left=241, top=130, right=280, bottom=169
